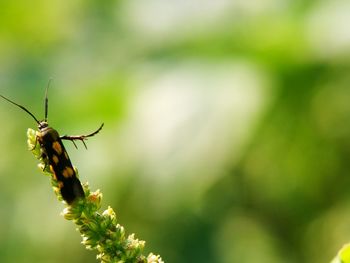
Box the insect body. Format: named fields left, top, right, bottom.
left=1, top=87, right=103, bottom=204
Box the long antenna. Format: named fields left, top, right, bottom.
left=0, top=94, right=41, bottom=125
left=44, top=79, right=52, bottom=122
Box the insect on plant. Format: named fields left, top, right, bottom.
left=0, top=83, right=104, bottom=204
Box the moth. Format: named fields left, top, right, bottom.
left=1, top=86, right=103, bottom=204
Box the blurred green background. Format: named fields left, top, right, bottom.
left=1, top=1, right=350, bottom=262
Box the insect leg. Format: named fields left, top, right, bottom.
left=29, top=134, right=39, bottom=151
left=60, top=123, right=104, bottom=149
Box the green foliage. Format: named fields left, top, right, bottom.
left=27, top=128, right=163, bottom=263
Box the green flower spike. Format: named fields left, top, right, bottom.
left=27, top=128, right=164, bottom=263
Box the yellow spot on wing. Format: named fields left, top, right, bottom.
left=50, top=165, right=57, bottom=180
left=52, top=141, right=63, bottom=155
left=52, top=155, right=59, bottom=164
left=62, top=167, right=74, bottom=178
